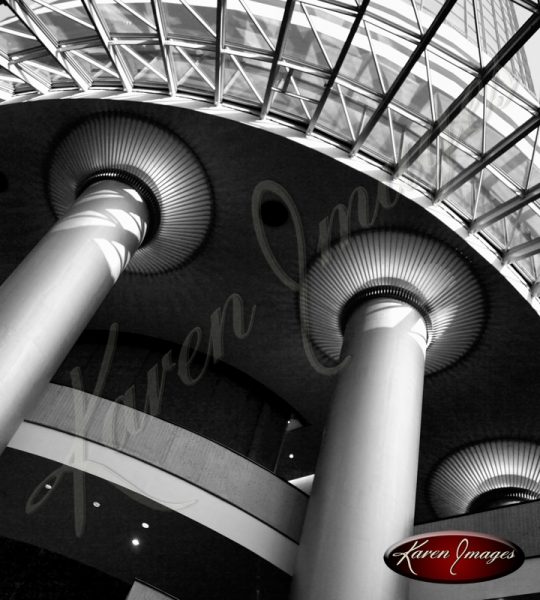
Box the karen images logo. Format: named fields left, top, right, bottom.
left=384, top=531, right=524, bottom=583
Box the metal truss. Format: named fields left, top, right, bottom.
left=1, top=0, right=540, bottom=288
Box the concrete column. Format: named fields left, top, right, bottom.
left=0, top=180, right=149, bottom=451
left=291, top=297, right=428, bottom=600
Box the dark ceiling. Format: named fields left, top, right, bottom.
left=0, top=535, right=129, bottom=599
left=0, top=448, right=287, bottom=599
left=1, top=96, right=540, bottom=591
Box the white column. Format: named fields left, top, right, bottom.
left=291, top=297, right=428, bottom=600
left=0, top=180, right=149, bottom=450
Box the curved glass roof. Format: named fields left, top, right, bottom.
left=1, top=0, right=540, bottom=299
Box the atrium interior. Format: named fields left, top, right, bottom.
left=1, top=0, right=540, bottom=598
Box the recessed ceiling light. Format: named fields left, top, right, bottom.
left=131, top=538, right=140, bottom=547
left=92, top=501, right=101, bottom=508
left=141, top=522, right=149, bottom=529
left=44, top=483, right=52, bottom=490
left=289, top=453, right=294, bottom=459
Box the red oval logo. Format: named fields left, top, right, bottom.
left=384, top=531, right=524, bottom=583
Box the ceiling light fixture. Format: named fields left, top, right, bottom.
left=429, top=439, right=540, bottom=517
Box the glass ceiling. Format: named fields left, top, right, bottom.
left=1, top=0, right=540, bottom=297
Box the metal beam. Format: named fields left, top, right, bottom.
left=349, top=0, right=458, bottom=156
left=151, top=0, right=176, bottom=95
left=471, top=182, right=540, bottom=234
left=510, top=0, right=538, bottom=14
left=306, top=0, right=370, bottom=136
left=504, top=237, right=540, bottom=264
left=214, top=0, right=226, bottom=104
left=260, top=0, right=295, bottom=119
left=5, top=0, right=91, bottom=91
left=394, top=10, right=540, bottom=178
left=436, top=111, right=540, bottom=202
left=176, top=46, right=214, bottom=90
left=80, top=0, right=134, bottom=92
left=122, top=45, right=168, bottom=82
left=0, top=49, right=48, bottom=94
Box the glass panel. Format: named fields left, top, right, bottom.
left=518, top=25, right=539, bottom=100
left=174, top=48, right=214, bottom=93
left=224, top=0, right=284, bottom=49
left=475, top=170, right=515, bottom=217
left=498, top=24, right=539, bottom=99
left=288, top=69, right=325, bottom=103
left=469, top=171, right=483, bottom=219
left=445, top=177, right=475, bottom=219
left=484, top=82, right=535, bottom=154
left=428, top=56, right=476, bottom=118
left=512, top=205, right=540, bottom=250
left=505, top=207, right=538, bottom=281
left=412, top=0, right=441, bottom=32
left=367, top=21, right=416, bottom=92
left=408, top=139, right=437, bottom=189
left=299, top=4, right=354, bottom=69
left=96, top=0, right=157, bottom=35
left=165, top=0, right=215, bottom=43
left=482, top=217, right=507, bottom=252
left=425, top=0, right=481, bottom=68
left=391, top=111, right=429, bottom=160
left=0, top=65, right=21, bottom=96
left=20, top=54, right=74, bottom=86
left=527, top=137, right=540, bottom=188
left=28, top=0, right=94, bottom=41
left=0, top=6, right=40, bottom=54
left=270, top=87, right=312, bottom=123
left=316, top=87, right=356, bottom=142
left=519, top=205, right=540, bottom=239
left=232, top=55, right=270, bottom=98
left=533, top=254, right=540, bottom=282
left=223, top=54, right=267, bottom=105
left=362, top=108, right=397, bottom=164
left=393, top=52, right=434, bottom=122
left=283, top=2, right=331, bottom=69
left=491, top=133, right=536, bottom=191
left=271, top=65, right=323, bottom=105
left=443, top=88, right=483, bottom=153
left=506, top=209, right=530, bottom=248
left=513, top=256, right=536, bottom=282
left=13, top=80, right=35, bottom=93
left=327, top=86, right=379, bottom=143
left=367, top=0, right=423, bottom=38
left=118, top=45, right=168, bottom=87
left=485, top=0, right=532, bottom=93
left=439, top=138, right=476, bottom=185
left=0, top=65, right=18, bottom=81
left=340, top=34, right=383, bottom=94
left=73, top=46, right=120, bottom=84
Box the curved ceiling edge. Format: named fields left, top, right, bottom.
left=2, top=90, right=537, bottom=318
